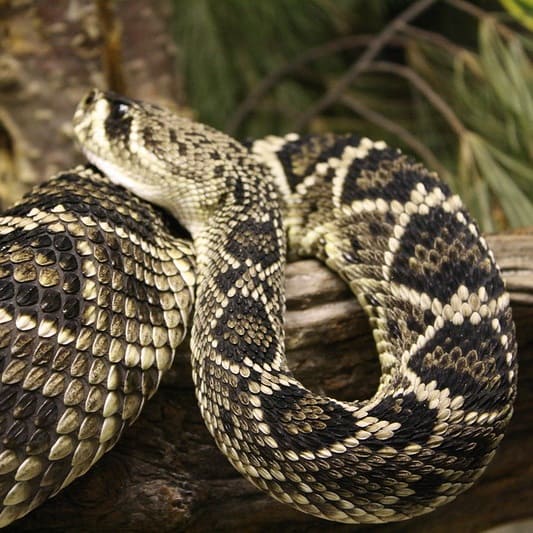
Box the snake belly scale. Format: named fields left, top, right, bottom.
left=0, top=88, right=517, bottom=526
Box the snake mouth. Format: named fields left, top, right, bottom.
left=82, top=148, right=160, bottom=202
left=80, top=145, right=202, bottom=238
left=82, top=148, right=191, bottom=240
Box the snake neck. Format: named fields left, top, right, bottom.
left=189, top=169, right=287, bottom=370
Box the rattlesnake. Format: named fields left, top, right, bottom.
left=0, top=89, right=517, bottom=526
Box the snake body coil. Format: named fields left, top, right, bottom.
left=0, top=89, right=517, bottom=526
left=0, top=167, right=195, bottom=526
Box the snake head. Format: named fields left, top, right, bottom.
left=73, top=88, right=250, bottom=237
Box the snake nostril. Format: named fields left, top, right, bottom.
left=83, top=89, right=97, bottom=108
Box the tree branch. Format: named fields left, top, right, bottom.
left=294, top=0, right=439, bottom=130
left=338, top=93, right=451, bottom=179
left=366, top=61, right=467, bottom=136
left=226, top=34, right=403, bottom=135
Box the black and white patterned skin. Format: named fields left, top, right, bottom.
left=0, top=89, right=517, bottom=526
left=0, top=167, right=195, bottom=526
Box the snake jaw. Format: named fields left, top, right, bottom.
left=80, top=147, right=166, bottom=207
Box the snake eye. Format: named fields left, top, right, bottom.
left=104, top=96, right=133, bottom=140
left=110, top=102, right=129, bottom=120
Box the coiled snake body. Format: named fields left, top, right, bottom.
left=0, top=90, right=517, bottom=526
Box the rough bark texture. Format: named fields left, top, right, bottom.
left=3, top=234, right=532, bottom=533
left=0, top=0, right=183, bottom=209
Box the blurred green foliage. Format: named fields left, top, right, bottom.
left=171, top=0, right=533, bottom=231
left=501, top=0, right=533, bottom=30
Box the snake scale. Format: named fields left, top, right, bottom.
left=0, top=89, right=517, bottom=526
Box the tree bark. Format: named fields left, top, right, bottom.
left=0, top=0, right=183, bottom=209
left=5, top=233, right=533, bottom=533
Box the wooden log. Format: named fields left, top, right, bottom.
left=8, top=233, right=533, bottom=532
